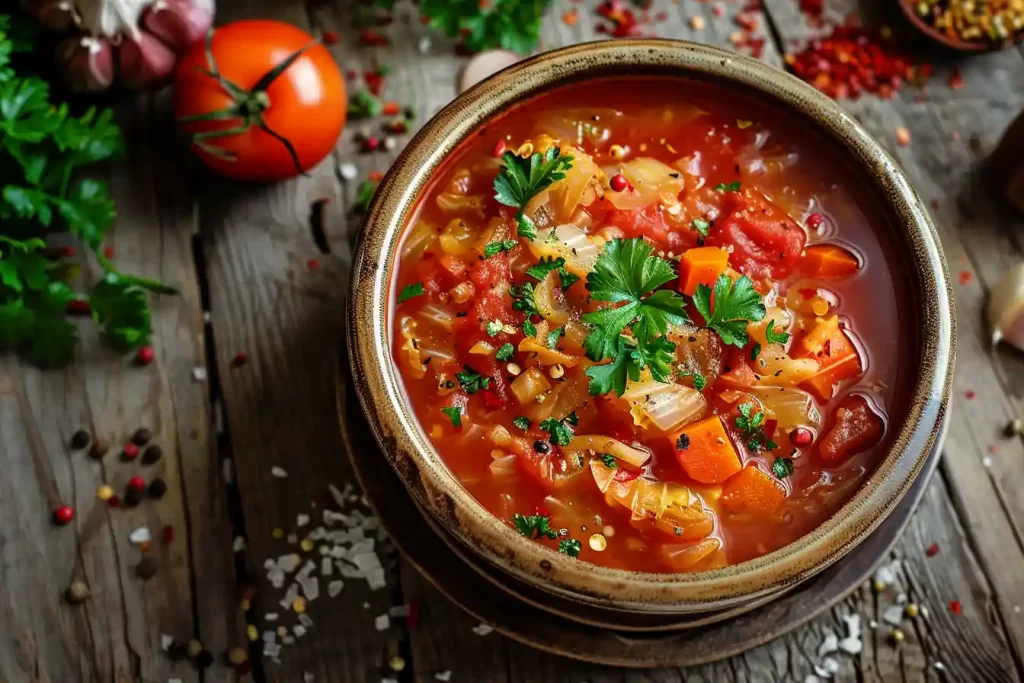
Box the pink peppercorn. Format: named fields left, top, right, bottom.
left=493, top=140, right=507, bottom=158
left=128, top=475, right=146, bottom=492
left=123, top=443, right=140, bottom=460
left=791, top=427, right=814, bottom=447
left=53, top=505, right=75, bottom=525
left=136, top=346, right=155, bottom=365
left=610, top=174, right=629, bottom=192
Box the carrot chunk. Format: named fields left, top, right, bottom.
left=671, top=416, right=742, bottom=484
left=820, top=395, right=884, bottom=463
left=721, top=466, right=787, bottom=515
left=795, top=316, right=862, bottom=400
left=678, top=246, right=729, bottom=296
left=801, top=244, right=860, bottom=277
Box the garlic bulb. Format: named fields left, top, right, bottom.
left=987, top=262, right=1024, bottom=351
left=22, top=0, right=215, bottom=91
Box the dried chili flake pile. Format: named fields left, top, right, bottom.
left=785, top=27, right=921, bottom=100
left=913, top=0, right=1024, bottom=46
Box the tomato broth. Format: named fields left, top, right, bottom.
left=390, top=77, right=907, bottom=573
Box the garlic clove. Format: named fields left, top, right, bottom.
left=143, top=0, right=215, bottom=54
left=58, top=35, right=115, bottom=92
left=987, top=262, right=1024, bottom=351
left=118, top=32, right=178, bottom=88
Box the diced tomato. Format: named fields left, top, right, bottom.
left=438, top=254, right=469, bottom=278
left=468, top=252, right=510, bottom=292
left=415, top=256, right=463, bottom=300
left=706, top=189, right=806, bottom=279
left=453, top=291, right=518, bottom=353
left=819, top=395, right=884, bottom=463
left=514, top=443, right=589, bottom=493
left=603, top=205, right=671, bottom=244
left=596, top=395, right=637, bottom=442
left=795, top=317, right=862, bottom=400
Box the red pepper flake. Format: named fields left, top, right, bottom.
left=364, top=136, right=381, bottom=152
left=534, top=504, right=551, bottom=517
left=346, top=69, right=357, bottom=80
left=63, top=245, right=76, bottom=257
left=384, top=119, right=408, bottom=135
left=596, top=0, right=643, bottom=38
left=712, top=4, right=725, bottom=18
left=66, top=299, right=91, bottom=316
left=161, top=524, right=175, bottom=545
left=562, top=8, right=579, bottom=26
left=805, top=213, right=825, bottom=232
left=364, top=71, right=385, bottom=96
left=926, top=542, right=940, bottom=557
left=949, top=600, right=962, bottom=615
left=965, top=389, right=976, bottom=400
left=368, top=170, right=384, bottom=182
left=799, top=0, right=824, bottom=26
left=787, top=27, right=918, bottom=100
left=382, top=101, right=401, bottom=116
left=103, top=245, right=115, bottom=258
left=493, top=139, right=507, bottom=158
left=360, top=29, right=390, bottom=47
left=322, top=30, right=339, bottom=46
left=947, top=68, right=964, bottom=90
left=958, top=269, right=972, bottom=286
left=307, top=259, right=321, bottom=271
left=232, top=352, right=248, bottom=368
left=107, top=494, right=122, bottom=508
left=135, top=345, right=155, bottom=366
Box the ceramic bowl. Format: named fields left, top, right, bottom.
left=348, top=39, right=955, bottom=613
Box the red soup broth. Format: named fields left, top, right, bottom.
left=390, top=77, right=912, bottom=573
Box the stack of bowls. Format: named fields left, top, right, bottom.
left=344, top=41, right=954, bottom=658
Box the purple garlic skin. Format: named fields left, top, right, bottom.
left=22, top=0, right=216, bottom=92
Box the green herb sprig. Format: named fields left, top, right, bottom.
left=493, top=147, right=573, bottom=240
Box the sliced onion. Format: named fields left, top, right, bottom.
left=751, top=351, right=820, bottom=387
left=401, top=219, right=439, bottom=260
left=570, top=435, right=649, bottom=468
left=398, top=316, right=425, bottom=379
left=604, top=157, right=685, bottom=210
left=489, top=454, right=518, bottom=477
left=517, top=337, right=579, bottom=367
left=622, top=376, right=706, bottom=433
left=416, top=303, right=453, bottom=331
left=547, top=144, right=605, bottom=222
left=533, top=271, right=572, bottom=325
left=528, top=224, right=601, bottom=278
left=510, top=368, right=551, bottom=404
left=748, top=386, right=821, bottom=431
left=436, top=193, right=485, bottom=214
left=439, top=218, right=475, bottom=255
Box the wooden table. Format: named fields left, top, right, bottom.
left=3, top=1, right=1023, bottom=681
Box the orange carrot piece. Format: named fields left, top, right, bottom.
left=671, top=416, right=743, bottom=484
left=801, top=244, right=860, bottom=277
left=820, top=395, right=884, bottom=463
left=720, top=466, right=787, bottom=515
left=795, top=317, right=862, bottom=401
left=678, top=247, right=729, bottom=296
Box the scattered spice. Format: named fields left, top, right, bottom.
left=965, top=389, right=976, bottom=399
left=136, top=346, right=155, bottom=365
left=196, top=650, right=215, bottom=669
left=896, top=127, right=911, bottom=147
left=227, top=646, right=249, bottom=666
left=70, top=430, right=91, bottom=450
left=107, top=494, right=122, bottom=508
left=609, top=173, right=629, bottom=192
left=123, top=488, right=142, bottom=508
left=97, top=485, right=114, bottom=501
left=53, top=505, right=74, bottom=525
left=905, top=603, right=920, bottom=618
left=891, top=628, right=905, bottom=643
left=389, top=655, right=407, bottom=671
left=64, top=580, right=91, bottom=604
left=131, top=428, right=153, bottom=446
left=690, top=16, right=706, bottom=30
left=949, top=600, right=963, bottom=614
left=65, top=299, right=91, bottom=316
left=161, top=524, right=175, bottom=545
left=791, top=427, right=814, bottom=447
left=232, top=352, right=248, bottom=367
left=322, top=30, right=339, bottom=46
left=148, top=478, right=168, bottom=499
left=141, top=445, right=163, bottom=465
left=914, top=0, right=1024, bottom=46
left=562, top=8, right=580, bottom=26
left=186, top=639, right=204, bottom=659
left=122, top=443, right=140, bottom=460
left=90, top=438, right=110, bottom=460
left=128, top=475, right=146, bottom=492
left=136, top=556, right=160, bottom=580
left=1004, top=418, right=1023, bottom=437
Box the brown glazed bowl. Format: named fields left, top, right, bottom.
left=348, top=40, right=955, bottom=613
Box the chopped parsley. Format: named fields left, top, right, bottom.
left=512, top=416, right=531, bottom=430
left=692, top=273, right=766, bottom=348
left=558, top=538, right=582, bottom=558
left=522, top=319, right=537, bottom=337
left=441, top=406, right=462, bottom=427
left=526, top=256, right=579, bottom=290
left=597, top=453, right=617, bottom=468
left=751, top=342, right=762, bottom=361
left=692, top=372, right=707, bottom=391
left=714, top=181, right=742, bottom=192
left=455, top=365, right=491, bottom=394
left=484, top=239, right=517, bottom=258
left=736, top=402, right=778, bottom=453
left=539, top=413, right=576, bottom=446
left=582, top=238, right=689, bottom=396
left=512, top=513, right=557, bottom=540
left=692, top=217, right=710, bottom=236
left=495, top=343, right=515, bottom=361
left=546, top=326, right=563, bottom=349
left=486, top=320, right=504, bottom=337
left=765, top=319, right=791, bottom=345
left=493, top=147, right=574, bottom=240
left=397, top=282, right=425, bottom=303
left=772, top=457, right=795, bottom=479
left=509, top=282, right=538, bottom=316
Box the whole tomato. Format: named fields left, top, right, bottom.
left=174, top=20, right=346, bottom=182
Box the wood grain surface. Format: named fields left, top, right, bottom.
left=2, top=0, right=1023, bottom=681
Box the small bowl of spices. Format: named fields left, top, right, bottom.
left=900, top=0, right=1024, bottom=52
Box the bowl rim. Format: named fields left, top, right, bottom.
left=348, top=39, right=955, bottom=609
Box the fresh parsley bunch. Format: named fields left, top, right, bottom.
left=418, top=0, right=555, bottom=54
left=0, top=15, right=176, bottom=367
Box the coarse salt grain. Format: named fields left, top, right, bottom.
left=389, top=604, right=411, bottom=618
left=161, top=634, right=174, bottom=651
left=329, top=580, right=345, bottom=597
left=222, top=459, right=234, bottom=483
left=982, top=456, right=993, bottom=468
left=191, top=366, right=208, bottom=382
left=803, top=677, right=822, bottom=683
left=129, top=527, right=152, bottom=544
left=300, top=576, right=320, bottom=601
left=299, top=613, right=313, bottom=628
left=339, top=163, right=357, bottom=180
left=472, top=623, right=494, bottom=636
left=294, top=625, right=307, bottom=637
left=279, top=584, right=299, bottom=610
left=839, top=636, right=862, bottom=655
left=882, top=604, right=904, bottom=626
left=375, top=614, right=391, bottom=631
left=322, top=557, right=333, bottom=576
left=297, top=514, right=310, bottom=527
left=277, top=554, right=302, bottom=573
left=434, top=672, right=453, bottom=682
left=265, top=613, right=278, bottom=621
left=233, top=536, right=246, bottom=552
left=271, top=466, right=289, bottom=478
left=817, top=631, right=838, bottom=657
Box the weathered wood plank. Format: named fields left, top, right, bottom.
left=0, top=92, right=235, bottom=682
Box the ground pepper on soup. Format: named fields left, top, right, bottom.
left=390, top=78, right=902, bottom=573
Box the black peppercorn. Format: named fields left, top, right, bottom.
left=533, top=440, right=550, bottom=454
left=89, top=437, right=110, bottom=460
left=675, top=434, right=690, bottom=450
left=167, top=641, right=188, bottom=661
left=136, top=556, right=159, bottom=579
left=70, top=430, right=91, bottom=450
left=148, top=478, right=168, bottom=499
left=196, top=650, right=215, bottom=669
left=123, top=487, right=142, bottom=508
left=131, top=428, right=153, bottom=447
left=141, top=445, right=163, bottom=465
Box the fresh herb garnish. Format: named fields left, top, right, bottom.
left=486, top=320, right=504, bottom=337
left=484, top=239, right=518, bottom=258
left=526, top=256, right=579, bottom=290
left=765, top=319, right=790, bottom=345
left=455, top=365, right=491, bottom=394
left=582, top=238, right=689, bottom=395
left=597, top=453, right=617, bottom=469
left=355, top=178, right=380, bottom=213
left=692, top=217, right=710, bottom=236
left=348, top=88, right=382, bottom=118
left=509, top=282, right=538, bottom=316
left=493, top=147, right=574, bottom=239
left=441, top=406, right=462, bottom=427
left=558, top=537, right=582, bottom=557
left=692, top=372, right=707, bottom=391
left=417, top=0, right=554, bottom=54
left=751, top=342, right=761, bottom=361
left=714, top=181, right=742, bottom=192
left=772, top=457, right=795, bottom=479
left=539, top=413, right=576, bottom=446
left=736, top=402, right=777, bottom=453
left=512, top=415, right=531, bottom=430
left=512, top=512, right=558, bottom=540
left=496, top=343, right=515, bottom=361
left=522, top=319, right=537, bottom=337
left=398, top=282, right=425, bottom=303
left=546, top=326, right=563, bottom=349
left=692, top=273, right=766, bottom=348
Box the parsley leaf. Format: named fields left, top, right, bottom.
left=455, top=365, right=491, bottom=394
left=354, top=178, right=380, bottom=213
left=509, top=282, right=538, bottom=317
left=714, top=181, right=741, bottom=192
left=486, top=320, right=504, bottom=337
left=398, top=282, right=425, bottom=303
left=495, top=343, right=515, bottom=361
left=512, top=416, right=530, bottom=430
left=522, top=319, right=536, bottom=337
left=348, top=88, right=382, bottom=118
left=597, top=453, right=617, bottom=469
left=692, top=217, right=710, bottom=236
left=736, top=402, right=777, bottom=453
left=512, top=512, right=558, bottom=540
left=441, top=406, right=462, bottom=427
left=692, top=273, right=766, bottom=348
left=89, top=274, right=152, bottom=351
left=493, top=147, right=573, bottom=240
left=765, top=319, right=790, bottom=345
left=484, top=239, right=517, bottom=258
left=585, top=337, right=641, bottom=397
left=419, top=0, right=555, bottom=56
left=751, top=342, right=761, bottom=361
left=772, top=457, right=794, bottom=479
left=546, top=326, right=563, bottom=349
left=558, top=538, right=582, bottom=558
left=539, top=414, right=575, bottom=446
left=692, top=372, right=707, bottom=391
left=526, top=256, right=578, bottom=289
